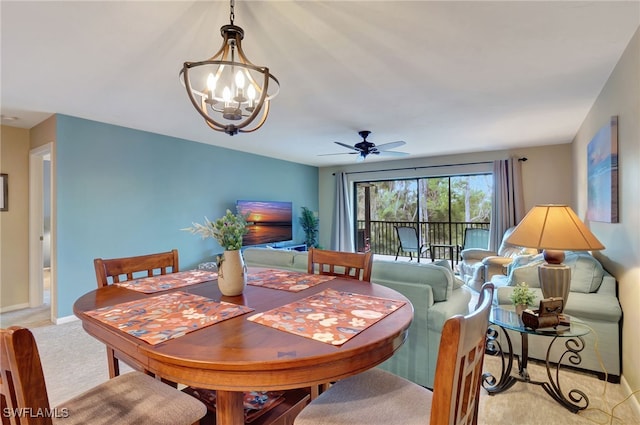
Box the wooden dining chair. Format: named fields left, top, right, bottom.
left=93, top=248, right=179, bottom=288
left=93, top=249, right=179, bottom=378
left=307, top=248, right=373, bottom=282
left=294, top=283, right=495, bottom=425
left=0, top=326, right=207, bottom=425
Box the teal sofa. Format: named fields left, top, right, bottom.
left=242, top=247, right=472, bottom=389
left=492, top=251, right=622, bottom=381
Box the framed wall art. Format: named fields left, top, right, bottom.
left=0, top=173, right=7, bottom=212
left=587, top=116, right=618, bottom=223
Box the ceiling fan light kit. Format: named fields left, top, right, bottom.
left=324, top=130, right=410, bottom=162
left=180, top=0, right=279, bottom=136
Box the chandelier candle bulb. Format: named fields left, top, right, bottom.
left=207, top=74, right=216, bottom=102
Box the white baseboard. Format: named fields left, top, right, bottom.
left=55, top=314, right=79, bottom=325
left=0, top=302, right=30, bottom=314
left=621, top=375, right=640, bottom=419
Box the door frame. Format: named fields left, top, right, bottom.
left=29, top=143, right=56, bottom=320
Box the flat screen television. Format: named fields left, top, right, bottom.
left=236, top=200, right=293, bottom=246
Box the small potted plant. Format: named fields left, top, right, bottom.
left=183, top=209, right=249, bottom=296
left=510, top=282, right=536, bottom=316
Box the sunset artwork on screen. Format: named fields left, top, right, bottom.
left=236, top=200, right=293, bottom=246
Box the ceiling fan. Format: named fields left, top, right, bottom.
left=321, top=130, right=409, bottom=162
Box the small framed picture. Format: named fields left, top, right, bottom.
left=1, top=174, right=7, bottom=211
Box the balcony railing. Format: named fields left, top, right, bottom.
left=356, top=220, right=489, bottom=262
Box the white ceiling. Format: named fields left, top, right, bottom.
left=2, top=1, right=639, bottom=167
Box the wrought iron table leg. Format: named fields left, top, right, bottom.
left=482, top=325, right=589, bottom=413
left=539, top=336, right=590, bottom=413
left=482, top=325, right=519, bottom=393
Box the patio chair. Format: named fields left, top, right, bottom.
left=456, top=227, right=489, bottom=264
left=294, top=283, right=494, bottom=425
left=394, top=226, right=428, bottom=262
left=0, top=326, right=207, bottom=425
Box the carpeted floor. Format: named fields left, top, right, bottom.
left=27, top=321, right=640, bottom=424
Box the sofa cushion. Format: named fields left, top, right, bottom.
left=372, top=260, right=452, bottom=302
left=292, top=251, right=309, bottom=271
left=242, top=248, right=295, bottom=269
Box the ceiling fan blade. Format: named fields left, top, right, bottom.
left=334, top=141, right=360, bottom=151
left=374, top=141, right=406, bottom=151
left=318, top=152, right=351, bottom=156
left=377, top=151, right=410, bottom=157
left=318, top=151, right=361, bottom=157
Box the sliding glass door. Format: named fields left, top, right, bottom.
left=355, top=174, right=492, bottom=261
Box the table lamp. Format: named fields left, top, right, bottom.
left=505, top=204, right=605, bottom=311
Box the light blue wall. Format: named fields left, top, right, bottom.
left=55, top=115, right=318, bottom=317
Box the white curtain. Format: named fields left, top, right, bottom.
left=331, top=172, right=355, bottom=252
left=489, top=157, right=526, bottom=251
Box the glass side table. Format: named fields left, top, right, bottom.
left=483, top=306, right=590, bottom=413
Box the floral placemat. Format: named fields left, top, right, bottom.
left=114, top=270, right=217, bottom=293
left=86, top=291, right=253, bottom=345
left=247, top=288, right=406, bottom=346
left=247, top=269, right=335, bottom=292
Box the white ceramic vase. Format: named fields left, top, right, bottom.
left=218, top=249, right=247, bottom=296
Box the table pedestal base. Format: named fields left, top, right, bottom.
left=482, top=325, right=589, bottom=413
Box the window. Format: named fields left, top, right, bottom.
left=355, top=174, right=492, bottom=260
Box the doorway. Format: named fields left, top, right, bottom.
left=29, top=143, right=55, bottom=323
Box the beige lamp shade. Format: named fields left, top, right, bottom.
left=506, top=204, right=604, bottom=253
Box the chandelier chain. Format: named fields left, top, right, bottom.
left=230, top=0, right=235, bottom=25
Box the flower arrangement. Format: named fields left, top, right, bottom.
left=183, top=209, right=249, bottom=251
left=510, top=282, right=535, bottom=307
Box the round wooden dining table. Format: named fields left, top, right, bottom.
left=73, top=269, right=413, bottom=425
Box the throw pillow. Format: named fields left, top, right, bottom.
left=508, top=256, right=545, bottom=288
left=566, top=252, right=605, bottom=293
left=432, top=259, right=464, bottom=290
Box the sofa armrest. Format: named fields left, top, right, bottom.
left=428, top=288, right=472, bottom=332
left=461, top=248, right=497, bottom=261
left=482, top=256, right=513, bottom=267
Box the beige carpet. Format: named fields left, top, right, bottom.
left=26, top=321, right=640, bottom=424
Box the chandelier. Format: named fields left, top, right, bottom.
left=180, top=0, right=279, bottom=136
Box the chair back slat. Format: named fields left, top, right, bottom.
left=430, top=283, right=494, bottom=425
left=307, top=248, right=373, bottom=282
left=0, top=327, right=53, bottom=425
left=462, top=228, right=489, bottom=251
left=93, top=249, right=179, bottom=288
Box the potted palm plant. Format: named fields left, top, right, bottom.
left=510, top=282, right=536, bottom=316
left=299, top=206, right=319, bottom=249
left=183, top=209, right=249, bottom=296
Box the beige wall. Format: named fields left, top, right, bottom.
left=31, top=115, right=56, bottom=149
left=0, top=126, right=30, bottom=311
left=572, top=28, right=640, bottom=401
left=318, top=143, right=574, bottom=249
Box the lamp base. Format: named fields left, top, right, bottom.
left=538, top=263, right=571, bottom=312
